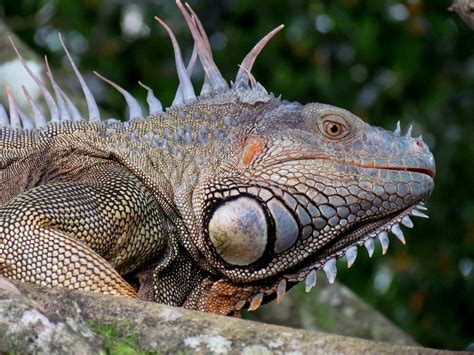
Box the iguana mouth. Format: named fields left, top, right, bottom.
left=369, top=166, right=435, bottom=178
left=232, top=201, right=429, bottom=312
left=264, top=151, right=435, bottom=178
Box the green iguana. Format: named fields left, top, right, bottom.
left=0, top=2, right=435, bottom=316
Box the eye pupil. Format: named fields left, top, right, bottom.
left=319, top=115, right=350, bottom=139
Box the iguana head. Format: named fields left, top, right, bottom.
left=178, top=98, right=434, bottom=314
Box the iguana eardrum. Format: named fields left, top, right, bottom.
left=0, top=2, right=435, bottom=315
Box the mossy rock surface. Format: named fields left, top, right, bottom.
left=0, top=279, right=462, bottom=354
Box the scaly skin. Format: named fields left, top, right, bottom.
left=0, top=5, right=435, bottom=315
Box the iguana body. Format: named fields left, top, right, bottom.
left=0, top=2, right=435, bottom=315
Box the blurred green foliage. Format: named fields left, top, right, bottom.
left=1, top=0, right=473, bottom=350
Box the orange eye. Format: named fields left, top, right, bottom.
left=318, top=114, right=350, bottom=139
left=324, top=121, right=343, bottom=137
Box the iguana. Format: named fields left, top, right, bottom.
left=0, top=2, right=435, bottom=316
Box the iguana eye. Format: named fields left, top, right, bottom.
left=208, top=196, right=268, bottom=266
left=319, top=114, right=350, bottom=139
left=325, top=121, right=342, bottom=136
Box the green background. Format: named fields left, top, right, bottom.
left=1, top=0, right=473, bottom=350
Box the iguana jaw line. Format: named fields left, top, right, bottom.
left=232, top=201, right=428, bottom=312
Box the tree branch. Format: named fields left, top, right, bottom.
left=0, top=280, right=456, bottom=353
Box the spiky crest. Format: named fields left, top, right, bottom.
left=0, top=3, right=283, bottom=130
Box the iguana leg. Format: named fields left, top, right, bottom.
left=0, top=224, right=137, bottom=297
left=0, top=164, right=169, bottom=298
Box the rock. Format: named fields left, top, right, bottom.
left=0, top=280, right=459, bottom=354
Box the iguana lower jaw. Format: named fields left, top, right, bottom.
left=189, top=201, right=430, bottom=316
